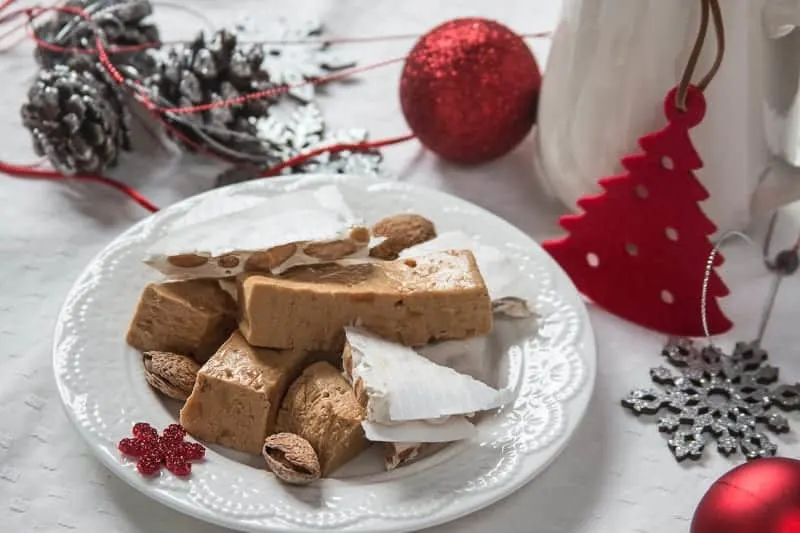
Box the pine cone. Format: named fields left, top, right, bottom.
left=141, top=29, right=275, bottom=160
left=34, top=0, right=160, bottom=71
left=21, top=56, right=131, bottom=175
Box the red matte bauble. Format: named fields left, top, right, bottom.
left=691, top=458, right=800, bottom=533
left=399, top=18, right=541, bottom=165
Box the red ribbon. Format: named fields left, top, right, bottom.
left=1, top=1, right=548, bottom=213
left=0, top=160, right=160, bottom=212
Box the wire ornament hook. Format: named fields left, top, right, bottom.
left=701, top=220, right=799, bottom=348
left=700, top=231, right=755, bottom=343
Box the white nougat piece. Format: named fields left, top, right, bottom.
left=175, top=185, right=358, bottom=230
left=419, top=336, right=492, bottom=384
left=169, top=194, right=272, bottom=231
left=345, top=327, right=510, bottom=425
left=400, top=230, right=517, bottom=300
left=363, top=419, right=476, bottom=443
left=144, top=185, right=369, bottom=279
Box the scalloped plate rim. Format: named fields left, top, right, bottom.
left=52, top=173, right=597, bottom=532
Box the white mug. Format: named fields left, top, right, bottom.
left=536, top=0, right=800, bottom=235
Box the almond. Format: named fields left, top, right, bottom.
left=167, top=254, right=209, bottom=268
left=349, top=226, right=371, bottom=244
left=262, top=433, right=321, bottom=485
left=217, top=255, right=240, bottom=269
left=370, top=214, right=436, bottom=260
left=142, top=351, right=201, bottom=401
left=245, top=243, right=297, bottom=272
left=303, top=239, right=359, bottom=261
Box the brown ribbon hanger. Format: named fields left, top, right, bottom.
left=676, top=0, right=725, bottom=111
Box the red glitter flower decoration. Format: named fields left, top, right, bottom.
left=118, top=423, right=205, bottom=477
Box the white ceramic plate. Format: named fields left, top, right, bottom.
left=53, top=174, right=597, bottom=532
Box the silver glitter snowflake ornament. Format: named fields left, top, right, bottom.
left=255, top=103, right=382, bottom=176
left=622, top=337, right=800, bottom=462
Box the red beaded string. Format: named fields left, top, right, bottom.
left=157, top=57, right=406, bottom=115
left=7, top=3, right=416, bottom=210
left=0, top=0, right=551, bottom=212
left=19, top=26, right=553, bottom=55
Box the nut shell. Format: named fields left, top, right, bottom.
left=142, top=351, right=200, bottom=401
left=370, top=214, right=436, bottom=260
left=262, top=433, right=321, bottom=485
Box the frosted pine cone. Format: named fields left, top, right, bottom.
left=21, top=57, right=131, bottom=175
left=141, top=29, right=275, bottom=160
left=33, top=0, right=159, bottom=70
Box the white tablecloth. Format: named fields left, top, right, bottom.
left=4, top=1, right=800, bottom=532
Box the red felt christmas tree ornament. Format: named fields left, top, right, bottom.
left=542, top=0, right=732, bottom=337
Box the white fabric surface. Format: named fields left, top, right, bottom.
left=3, top=1, right=800, bottom=532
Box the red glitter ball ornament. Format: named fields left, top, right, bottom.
left=691, top=458, right=800, bottom=533
left=399, top=18, right=541, bottom=165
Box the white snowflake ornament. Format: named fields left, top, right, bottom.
left=255, top=103, right=382, bottom=176
left=235, top=18, right=355, bottom=102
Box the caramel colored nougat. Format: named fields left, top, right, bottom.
left=239, top=250, right=492, bottom=351
left=276, top=362, right=369, bottom=475
left=126, top=279, right=237, bottom=362
left=179, top=332, right=309, bottom=455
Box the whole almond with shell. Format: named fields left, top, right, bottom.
left=370, top=214, right=436, bottom=260
left=142, top=351, right=200, bottom=401
left=262, top=433, right=321, bottom=485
